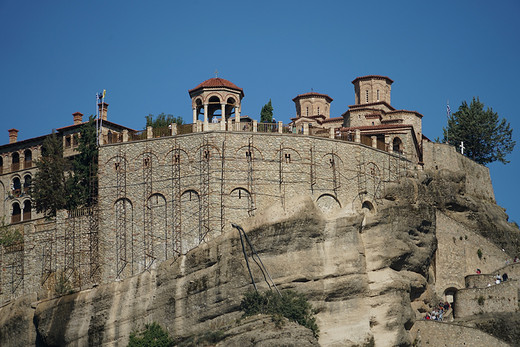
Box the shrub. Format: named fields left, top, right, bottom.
left=477, top=296, right=485, bottom=306
left=128, top=322, right=174, bottom=347
left=54, top=272, right=74, bottom=296
left=477, top=249, right=483, bottom=259
left=240, top=290, right=319, bottom=338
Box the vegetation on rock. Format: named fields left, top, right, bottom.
left=240, top=289, right=319, bottom=338
left=128, top=322, right=174, bottom=347
left=0, top=217, right=22, bottom=247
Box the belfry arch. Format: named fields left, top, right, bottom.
left=188, top=77, right=244, bottom=129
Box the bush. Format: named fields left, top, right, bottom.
left=240, top=290, right=319, bottom=338
left=128, top=322, right=174, bottom=347
left=477, top=296, right=485, bottom=306
left=477, top=249, right=483, bottom=259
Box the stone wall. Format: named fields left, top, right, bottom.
left=422, top=142, right=494, bottom=202
left=466, top=263, right=520, bottom=288
left=97, top=131, right=412, bottom=283
left=454, top=280, right=519, bottom=318
left=0, top=208, right=98, bottom=303
left=410, top=320, right=509, bottom=346
left=434, top=211, right=509, bottom=298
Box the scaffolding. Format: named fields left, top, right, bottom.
left=115, top=152, right=128, bottom=278
left=142, top=150, right=155, bottom=270
left=199, top=136, right=211, bottom=243
left=246, top=137, right=255, bottom=216
left=172, top=141, right=182, bottom=258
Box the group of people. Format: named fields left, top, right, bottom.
left=424, top=302, right=451, bottom=321
left=490, top=273, right=509, bottom=286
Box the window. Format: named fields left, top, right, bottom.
left=24, top=149, right=32, bottom=168
left=23, top=174, right=31, bottom=193
left=23, top=200, right=31, bottom=220
left=65, top=135, right=72, bottom=148
left=0, top=156, right=3, bottom=174
left=365, top=90, right=369, bottom=103
left=11, top=202, right=21, bottom=223
left=377, top=90, right=380, bottom=101
left=12, top=177, right=21, bottom=197
left=317, top=107, right=320, bottom=115
left=306, top=107, right=309, bottom=116
left=284, top=153, right=291, bottom=163
left=12, top=152, right=20, bottom=171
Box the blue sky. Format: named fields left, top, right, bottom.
left=1, top=1, right=519, bottom=223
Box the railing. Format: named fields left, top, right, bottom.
left=23, top=211, right=31, bottom=221
left=68, top=206, right=94, bottom=218
left=178, top=124, right=194, bottom=135
left=257, top=123, right=277, bottom=133
left=107, top=132, right=122, bottom=144
left=129, top=130, right=147, bottom=141
left=152, top=126, right=170, bottom=138
left=24, top=160, right=32, bottom=169
left=11, top=162, right=20, bottom=172
left=11, top=214, right=21, bottom=224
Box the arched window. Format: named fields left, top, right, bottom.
left=12, top=152, right=20, bottom=171
left=23, top=174, right=31, bottom=193
left=12, top=177, right=21, bottom=197
left=12, top=202, right=21, bottom=223
left=23, top=200, right=31, bottom=221
left=24, top=149, right=32, bottom=168
left=393, top=137, right=403, bottom=154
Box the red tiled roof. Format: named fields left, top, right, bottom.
left=387, top=110, right=424, bottom=118
left=340, top=123, right=413, bottom=131
left=188, top=77, right=244, bottom=96
left=349, top=101, right=395, bottom=111
left=320, top=117, right=343, bottom=124
left=292, top=92, right=333, bottom=102
left=351, top=75, right=394, bottom=84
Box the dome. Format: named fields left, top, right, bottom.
left=189, top=77, right=244, bottom=96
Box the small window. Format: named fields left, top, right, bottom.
left=284, top=153, right=291, bottom=163
left=306, top=107, right=309, bottom=116
left=318, top=107, right=320, bottom=115
left=65, top=135, right=72, bottom=148
left=365, top=90, right=369, bottom=103
left=377, top=90, right=380, bottom=101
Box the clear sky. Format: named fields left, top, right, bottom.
left=1, top=1, right=519, bottom=223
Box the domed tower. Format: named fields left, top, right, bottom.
left=352, top=75, right=393, bottom=105
left=292, top=92, right=333, bottom=119
left=188, top=77, right=244, bottom=127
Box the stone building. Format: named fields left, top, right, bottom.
left=0, top=74, right=506, bottom=318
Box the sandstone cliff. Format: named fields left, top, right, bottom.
left=1, top=169, right=519, bottom=346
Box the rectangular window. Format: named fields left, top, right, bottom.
left=377, top=90, right=380, bottom=101
left=365, top=90, right=369, bottom=103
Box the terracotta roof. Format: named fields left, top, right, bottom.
left=188, top=77, right=244, bottom=96
left=57, top=119, right=136, bottom=132
left=351, top=75, right=394, bottom=84
left=320, top=117, right=343, bottom=124
left=349, top=101, right=395, bottom=111
left=387, top=110, right=424, bottom=118
left=340, top=123, right=413, bottom=131
left=292, top=92, right=333, bottom=102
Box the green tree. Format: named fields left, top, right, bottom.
left=443, top=97, right=515, bottom=164
left=31, top=132, right=70, bottom=217
left=68, top=115, right=99, bottom=207
left=260, top=99, right=274, bottom=123
left=145, top=113, right=183, bottom=128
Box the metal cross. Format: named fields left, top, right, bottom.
left=460, top=141, right=465, bottom=155
left=215, top=69, right=219, bottom=78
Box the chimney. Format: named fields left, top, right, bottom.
left=73, top=111, right=83, bottom=125
left=98, top=102, right=109, bottom=121
left=8, top=128, right=19, bottom=144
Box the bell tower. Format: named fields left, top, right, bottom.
left=188, top=77, right=244, bottom=129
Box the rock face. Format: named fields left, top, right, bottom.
left=1, top=169, right=519, bottom=346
